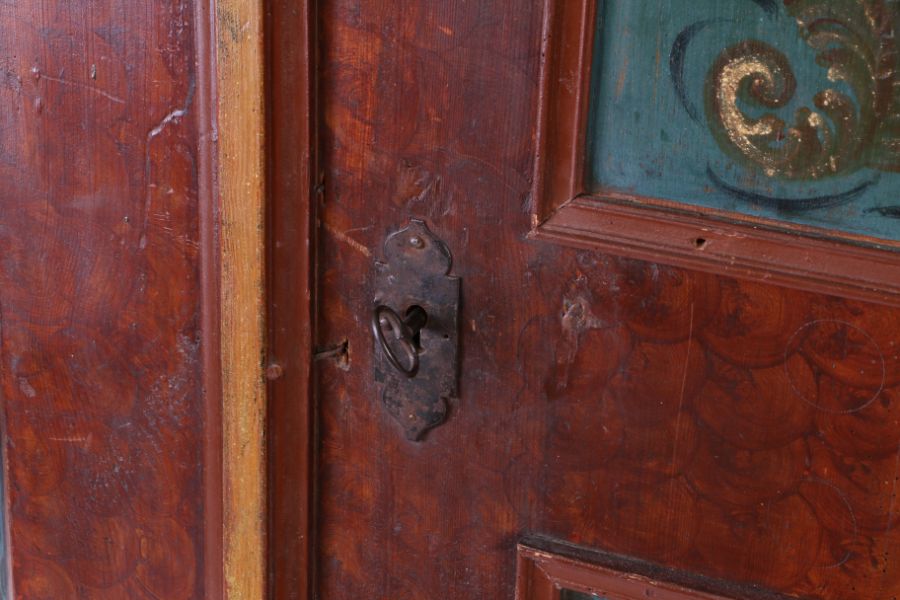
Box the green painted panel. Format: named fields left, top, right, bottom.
left=561, top=591, right=607, bottom=600
left=587, top=0, right=900, bottom=243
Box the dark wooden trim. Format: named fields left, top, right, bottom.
left=531, top=0, right=900, bottom=306
left=533, top=195, right=900, bottom=306
left=267, top=0, right=318, bottom=599
left=198, top=0, right=224, bottom=596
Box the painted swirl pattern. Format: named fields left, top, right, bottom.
left=706, top=0, right=900, bottom=179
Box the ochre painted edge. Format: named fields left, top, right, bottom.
left=215, top=0, right=268, bottom=598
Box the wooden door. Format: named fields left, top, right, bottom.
left=300, top=1, right=900, bottom=598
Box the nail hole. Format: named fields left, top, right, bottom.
left=694, top=237, right=707, bottom=249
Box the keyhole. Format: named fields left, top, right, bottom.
left=405, top=305, right=427, bottom=349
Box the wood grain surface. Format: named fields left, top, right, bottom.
left=0, top=1, right=220, bottom=598
left=315, top=1, right=900, bottom=598
left=216, top=0, right=267, bottom=598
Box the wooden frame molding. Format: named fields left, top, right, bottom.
left=532, top=0, right=597, bottom=228
left=216, top=0, right=318, bottom=597
left=516, top=541, right=790, bottom=600
left=266, top=0, right=318, bottom=599
left=216, top=0, right=268, bottom=598
left=530, top=0, right=900, bottom=306
left=517, top=547, right=727, bottom=600
left=198, top=0, right=224, bottom=597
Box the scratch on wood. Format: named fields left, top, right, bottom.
left=16, top=377, right=36, bottom=398
left=885, top=444, right=900, bottom=532
left=142, top=76, right=197, bottom=248
left=615, top=54, right=629, bottom=100
left=148, top=108, right=188, bottom=139
left=663, top=301, right=694, bottom=545
left=322, top=221, right=371, bottom=257
left=48, top=434, right=92, bottom=448
left=37, top=71, right=125, bottom=104
left=675, top=303, right=695, bottom=429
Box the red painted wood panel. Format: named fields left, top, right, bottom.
left=315, top=1, right=900, bottom=598
left=0, top=2, right=216, bottom=597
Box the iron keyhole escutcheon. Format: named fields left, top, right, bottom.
left=371, top=219, right=460, bottom=441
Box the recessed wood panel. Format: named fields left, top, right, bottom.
left=532, top=0, right=900, bottom=305
left=516, top=542, right=764, bottom=600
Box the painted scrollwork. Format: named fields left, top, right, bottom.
left=705, top=0, right=900, bottom=180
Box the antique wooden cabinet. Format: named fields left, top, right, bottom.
left=300, top=1, right=900, bottom=599
left=4, top=0, right=900, bottom=599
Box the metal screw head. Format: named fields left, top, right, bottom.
left=409, top=236, right=425, bottom=249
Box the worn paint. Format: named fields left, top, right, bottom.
left=0, top=1, right=215, bottom=597
left=317, top=1, right=900, bottom=597
left=587, top=0, right=900, bottom=241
